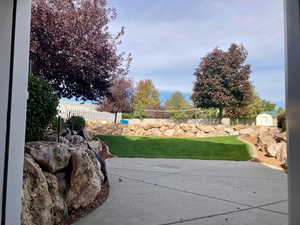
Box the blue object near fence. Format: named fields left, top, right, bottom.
left=120, top=120, right=129, bottom=125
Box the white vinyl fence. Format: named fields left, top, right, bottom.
left=58, top=102, right=121, bottom=122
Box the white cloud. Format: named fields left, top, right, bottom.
left=110, top=0, right=285, bottom=104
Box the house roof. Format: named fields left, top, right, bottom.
left=260, top=111, right=278, bottom=118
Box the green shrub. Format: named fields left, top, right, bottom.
left=172, top=111, right=189, bottom=122
left=66, top=116, right=86, bottom=131
left=26, top=75, right=59, bottom=141
left=132, top=103, right=145, bottom=119
left=277, top=112, right=286, bottom=131
left=50, top=116, right=65, bottom=131
left=122, top=113, right=134, bottom=119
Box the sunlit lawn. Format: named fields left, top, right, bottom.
left=98, top=135, right=251, bottom=161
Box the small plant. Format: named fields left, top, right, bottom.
left=172, top=111, right=189, bottom=122
left=66, top=116, right=86, bottom=131
left=26, top=74, right=59, bottom=141
left=277, top=112, right=286, bottom=132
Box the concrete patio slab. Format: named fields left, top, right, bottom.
left=76, top=158, right=288, bottom=225
left=177, top=209, right=287, bottom=225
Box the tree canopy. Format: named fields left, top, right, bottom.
left=98, top=76, right=134, bottom=123
left=164, top=92, right=190, bottom=110
left=225, top=87, right=277, bottom=119
left=192, top=44, right=253, bottom=117
left=133, top=80, right=160, bottom=109
left=30, top=0, right=131, bottom=101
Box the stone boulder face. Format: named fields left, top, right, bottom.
left=66, top=149, right=104, bottom=209
left=275, top=142, right=288, bottom=163
left=44, top=173, right=68, bottom=225
left=164, top=129, right=176, bottom=137
left=26, top=142, right=71, bottom=173
left=257, top=134, right=277, bottom=151
left=65, top=134, right=86, bottom=145
left=22, top=155, right=53, bottom=225
left=267, top=143, right=284, bottom=157
left=22, top=132, right=108, bottom=225
left=239, top=128, right=256, bottom=135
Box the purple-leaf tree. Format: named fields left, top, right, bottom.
left=30, top=0, right=131, bottom=101
left=98, top=76, right=134, bottom=123
left=192, top=44, right=253, bottom=118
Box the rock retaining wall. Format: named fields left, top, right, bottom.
left=87, top=123, right=253, bottom=138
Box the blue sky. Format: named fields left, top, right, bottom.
left=107, top=0, right=285, bottom=108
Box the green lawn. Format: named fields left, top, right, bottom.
left=98, top=135, right=251, bottom=161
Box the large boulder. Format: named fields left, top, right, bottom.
left=175, top=127, right=186, bottom=136
left=239, top=128, right=256, bottom=135
left=267, top=142, right=287, bottom=164
left=274, top=132, right=287, bottom=143
left=44, top=173, right=68, bottom=225
left=142, top=123, right=153, bottom=130
left=66, top=149, right=104, bottom=209
left=224, top=128, right=239, bottom=136
left=275, top=142, right=288, bottom=163
left=190, top=126, right=199, bottom=134
left=160, top=126, right=169, bottom=133
left=164, top=129, right=176, bottom=137
left=22, top=134, right=109, bottom=225
left=257, top=134, right=276, bottom=151
left=201, top=126, right=215, bottom=133
left=22, top=155, right=53, bottom=225
left=25, top=142, right=71, bottom=173
left=149, top=128, right=161, bottom=137
left=136, top=128, right=146, bottom=136
left=65, top=134, right=86, bottom=145
left=180, top=124, right=191, bottom=132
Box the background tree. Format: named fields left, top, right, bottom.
left=164, top=92, right=191, bottom=110
left=260, top=100, right=276, bottom=112
left=277, top=107, right=285, bottom=115
left=98, top=76, right=134, bottom=123
left=192, top=44, right=253, bottom=118
left=133, top=80, right=160, bottom=109
left=225, top=88, right=277, bottom=119
left=31, top=0, right=131, bottom=101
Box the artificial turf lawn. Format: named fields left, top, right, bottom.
left=98, top=135, right=251, bottom=161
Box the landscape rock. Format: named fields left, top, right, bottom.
left=22, top=155, right=53, bottom=225
left=160, top=126, right=169, bottom=133
left=239, top=128, right=256, bottom=135
left=258, top=134, right=277, bottom=151
left=65, top=134, right=86, bottom=145
left=25, top=142, right=71, bottom=173
left=202, top=126, right=215, bottom=133
left=45, top=173, right=68, bottom=224
left=274, top=142, right=288, bottom=162
left=149, top=128, right=161, bottom=137
left=142, top=123, right=153, bottom=130
left=66, top=150, right=104, bottom=209
left=164, top=129, right=176, bottom=137
left=22, top=132, right=109, bottom=225
left=190, top=126, right=199, bottom=134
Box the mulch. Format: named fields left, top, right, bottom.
left=59, top=181, right=110, bottom=225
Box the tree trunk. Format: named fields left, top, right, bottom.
left=219, top=107, right=224, bottom=119
left=114, top=112, right=118, bottom=124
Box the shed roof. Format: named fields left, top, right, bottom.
left=260, top=111, right=278, bottom=118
